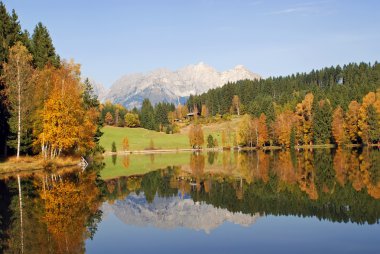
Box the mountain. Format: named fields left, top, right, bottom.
left=88, top=78, right=109, bottom=102
left=104, top=62, right=261, bottom=109
left=102, top=193, right=260, bottom=234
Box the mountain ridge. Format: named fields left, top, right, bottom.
left=99, top=62, right=260, bottom=108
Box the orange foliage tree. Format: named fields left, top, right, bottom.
left=273, top=110, right=296, bottom=147
left=332, top=106, right=347, bottom=146
left=345, top=100, right=361, bottom=144
left=257, top=113, right=268, bottom=147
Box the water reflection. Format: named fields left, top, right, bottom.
left=1, top=149, right=380, bottom=253
left=103, top=149, right=380, bottom=226
left=0, top=162, right=105, bottom=254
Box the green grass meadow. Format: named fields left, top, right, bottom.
left=100, top=126, right=190, bottom=152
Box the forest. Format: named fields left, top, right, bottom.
left=0, top=3, right=102, bottom=159
left=100, top=63, right=380, bottom=149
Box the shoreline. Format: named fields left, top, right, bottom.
left=103, top=143, right=380, bottom=155
left=0, top=156, right=82, bottom=176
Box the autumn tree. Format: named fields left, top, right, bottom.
left=188, top=124, right=204, bottom=148
left=237, top=114, right=256, bottom=147
left=181, top=105, right=189, bottom=119
left=332, top=106, right=347, bottom=146
left=35, top=61, right=96, bottom=158
left=273, top=110, right=296, bottom=147
left=2, top=42, right=33, bottom=158
left=201, top=104, right=208, bottom=118
left=124, top=113, right=140, bottom=127
left=122, top=136, right=129, bottom=151
left=231, top=95, right=241, bottom=115
left=167, top=111, right=175, bottom=124
left=176, top=104, right=183, bottom=119
left=105, top=112, right=113, bottom=125
left=346, top=100, right=361, bottom=144
left=358, top=92, right=379, bottom=144
left=295, top=93, right=314, bottom=145
left=193, top=105, right=199, bottom=121
left=257, top=113, right=268, bottom=147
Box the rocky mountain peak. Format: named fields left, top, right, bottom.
left=101, top=62, right=261, bottom=108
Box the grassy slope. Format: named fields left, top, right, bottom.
left=100, top=126, right=189, bottom=152
left=100, top=116, right=243, bottom=152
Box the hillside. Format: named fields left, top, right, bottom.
left=100, top=117, right=243, bottom=152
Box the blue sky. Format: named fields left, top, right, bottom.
left=3, top=0, right=380, bottom=87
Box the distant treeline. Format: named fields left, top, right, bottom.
left=187, top=62, right=380, bottom=116
left=183, top=62, right=380, bottom=147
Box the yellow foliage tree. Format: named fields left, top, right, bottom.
left=35, top=61, right=96, bottom=158
left=188, top=124, right=204, bottom=148
left=105, top=111, right=113, bottom=125
left=257, top=113, right=268, bottom=147
left=237, top=114, right=256, bottom=147
left=201, top=104, right=208, bottom=118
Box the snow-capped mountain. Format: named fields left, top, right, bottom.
left=103, top=62, right=260, bottom=109
left=102, top=192, right=260, bottom=234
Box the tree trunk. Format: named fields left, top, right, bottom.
left=17, top=174, right=24, bottom=254
left=17, top=59, right=21, bottom=159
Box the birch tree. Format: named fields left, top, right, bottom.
left=2, top=42, right=33, bottom=159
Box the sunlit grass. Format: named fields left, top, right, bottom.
left=100, top=117, right=244, bottom=152
left=0, top=155, right=80, bottom=174
left=100, top=126, right=190, bottom=152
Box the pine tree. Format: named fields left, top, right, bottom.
left=313, top=100, right=332, bottom=145
left=140, top=99, right=155, bottom=130
left=31, top=22, right=60, bottom=69
left=207, top=134, right=215, bottom=148
left=367, top=104, right=380, bottom=144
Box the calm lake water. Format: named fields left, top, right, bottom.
left=1, top=149, right=380, bottom=253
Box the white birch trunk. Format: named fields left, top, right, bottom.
left=17, top=58, right=21, bottom=159
left=17, top=175, right=24, bottom=254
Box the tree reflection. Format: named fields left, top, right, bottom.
left=0, top=162, right=104, bottom=254
left=101, top=148, right=380, bottom=225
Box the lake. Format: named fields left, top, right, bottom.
left=1, top=149, right=380, bottom=253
